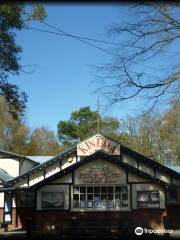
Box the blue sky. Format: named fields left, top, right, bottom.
left=10, top=4, right=178, bottom=133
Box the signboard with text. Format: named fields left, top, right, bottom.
left=77, top=134, right=120, bottom=156
left=75, top=160, right=125, bottom=184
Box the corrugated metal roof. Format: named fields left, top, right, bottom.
left=0, top=168, right=13, bottom=182
left=166, top=165, right=180, bottom=174
left=26, top=156, right=54, bottom=163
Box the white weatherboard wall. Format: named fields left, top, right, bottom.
left=20, top=159, right=36, bottom=174
left=122, top=154, right=137, bottom=168
left=0, top=158, right=19, bottom=177
left=61, top=156, right=76, bottom=170
left=52, top=174, right=72, bottom=184
left=36, top=185, right=69, bottom=210
left=45, top=162, right=60, bottom=178
left=29, top=170, right=44, bottom=186
left=139, top=162, right=154, bottom=176
left=132, top=183, right=165, bottom=209
left=156, top=170, right=171, bottom=183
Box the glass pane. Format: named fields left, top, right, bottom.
left=73, top=201, right=79, bottom=208
left=87, top=194, right=93, bottom=200
left=108, top=194, right=113, bottom=200
left=94, top=201, right=101, bottom=208
left=101, top=194, right=107, bottom=201
left=87, top=187, right=93, bottom=193
left=108, top=187, right=114, bottom=193
left=122, top=200, right=128, bottom=208
left=80, top=187, right=86, bottom=193
left=94, top=187, right=100, bottom=193
left=94, top=194, right=100, bottom=201
left=115, top=194, right=121, bottom=200
left=115, top=186, right=121, bottom=193
left=107, top=200, right=114, bottom=208
left=87, top=201, right=93, bottom=208
left=101, top=187, right=107, bottom=193
left=122, top=186, right=127, bottom=194
left=80, top=194, right=86, bottom=201
left=74, top=187, right=79, bottom=194
left=101, top=200, right=107, bottom=209
left=4, top=213, right=11, bottom=222
left=122, top=193, right=128, bottom=200
left=73, top=194, right=79, bottom=201
left=80, top=201, right=86, bottom=208
left=115, top=200, right=121, bottom=208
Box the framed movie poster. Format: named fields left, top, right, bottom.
left=137, top=190, right=160, bottom=208
left=42, top=192, right=64, bottom=209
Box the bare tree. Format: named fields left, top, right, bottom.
left=97, top=2, right=180, bottom=109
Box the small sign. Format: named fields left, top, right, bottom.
left=77, top=134, right=120, bottom=156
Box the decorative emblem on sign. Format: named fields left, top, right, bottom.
left=77, top=134, right=120, bottom=156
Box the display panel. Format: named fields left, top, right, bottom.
left=137, top=190, right=160, bottom=208
left=42, top=192, right=64, bottom=209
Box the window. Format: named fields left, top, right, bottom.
left=73, top=185, right=129, bottom=210
left=137, top=190, right=160, bottom=208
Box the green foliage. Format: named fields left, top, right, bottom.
left=26, top=127, right=64, bottom=156
left=0, top=3, right=46, bottom=119
left=57, top=106, right=121, bottom=144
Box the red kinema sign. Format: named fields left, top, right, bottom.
left=77, top=134, right=120, bottom=156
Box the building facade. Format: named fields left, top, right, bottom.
left=0, top=134, right=180, bottom=236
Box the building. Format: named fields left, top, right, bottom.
left=0, top=134, right=180, bottom=236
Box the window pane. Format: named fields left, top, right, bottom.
left=107, top=200, right=114, bottom=208
left=122, top=200, right=128, bottom=208
left=74, top=187, right=79, bottom=194
left=94, top=201, right=101, bottom=208
left=94, top=194, right=100, bottom=201
left=80, top=194, right=86, bottom=201
left=115, top=186, right=121, bottom=193
left=94, top=187, right=100, bottom=193
left=74, top=194, right=79, bottom=201
left=73, top=201, right=79, bottom=208
left=101, top=194, right=107, bottom=201
left=122, top=193, right=128, bottom=200
left=101, top=187, right=107, bottom=193
left=87, top=194, right=93, bottom=200
left=115, top=200, right=121, bottom=208
left=80, top=187, right=86, bottom=193
left=80, top=201, right=86, bottom=208
left=108, top=187, right=114, bottom=193
left=87, top=187, right=93, bottom=193
left=87, top=201, right=93, bottom=208
left=108, top=194, right=113, bottom=200
left=115, top=194, right=121, bottom=200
